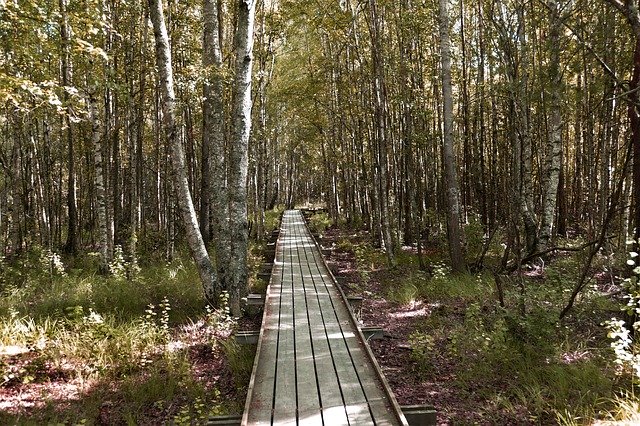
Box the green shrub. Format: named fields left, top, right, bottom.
left=421, top=270, right=491, bottom=302
left=264, top=206, right=285, bottom=234
left=308, top=212, right=333, bottom=236
left=408, top=331, right=435, bottom=376
left=335, top=237, right=355, bottom=253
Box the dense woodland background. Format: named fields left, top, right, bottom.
left=5, top=0, right=640, bottom=423
left=3, top=0, right=640, bottom=288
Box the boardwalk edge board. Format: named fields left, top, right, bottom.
left=240, top=217, right=285, bottom=426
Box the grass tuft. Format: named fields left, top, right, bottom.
left=0, top=248, right=244, bottom=424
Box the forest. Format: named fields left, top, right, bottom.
left=3, top=0, right=640, bottom=424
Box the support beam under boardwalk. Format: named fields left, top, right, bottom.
left=242, top=210, right=409, bottom=426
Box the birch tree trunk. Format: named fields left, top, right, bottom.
left=516, top=6, right=538, bottom=255
left=149, top=0, right=220, bottom=305
left=493, top=4, right=537, bottom=255
left=601, top=1, right=640, bottom=244
left=439, top=0, right=465, bottom=273
left=539, top=0, right=564, bottom=252
left=203, top=0, right=230, bottom=290
left=88, top=88, right=110, bottom=274
left=59, top=0, right=78, bottom=255
left=228, top=0, right=256, bottom=316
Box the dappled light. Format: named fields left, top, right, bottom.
left=3, top=0, right=640, bottom=423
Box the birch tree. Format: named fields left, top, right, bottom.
left=88, top=88, right=109, bottom=273
left=539, top=0, right=565, bottom=252
left=368, top=0, right=397, bottom=267
left=203, top=0, right=230, bottom=289
left=601, top=0, right=640, bottom=244
left=59, top=0, right=78, bottom=255
left=228, top=0, right=256, bottom=316
left=148, top=0, right=220, bottom=305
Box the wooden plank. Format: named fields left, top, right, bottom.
left=312, top=248, right=399, bottom=425
left=319, top=299, right=375, bottom=426
left=305, top=229, right=408, bottom=426
left=297, top=243, right=353, bottom=426
left=244, top=254, right=284, bottom=425
left=293, top=220, right=352, bottom=426
left=292, top=231, right=323, bottom=425
left=272, top=229, right=297, bottom=425
left=299, top=232, right=375, bottom=426
left=306, top=241, right=403, bottom=426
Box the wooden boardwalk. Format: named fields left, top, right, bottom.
left=242, top=210, right=408, bottom=426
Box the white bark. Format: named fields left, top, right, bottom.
left=368, top=0, right=396, bottom=266
left=203, top=0, right=230, bottom=289
left=516, top=7, right=538, bottom=254
left=88, top=89, right=109, bottom=273
left=539, top=0, right=564, bottom=252
left=228, top=0, right=256, bottom=316
left=149, top=0, right=219, bottom=304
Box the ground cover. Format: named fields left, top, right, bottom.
left=0, top=248, right=254, bottom=425
left=1, top=209, right=638, bottom=425
left=318, top=223, right=633, bottom=425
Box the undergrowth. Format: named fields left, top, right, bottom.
left=0, top=247, right=245, bottom=424
left=333, top=230, right=630, bottom=424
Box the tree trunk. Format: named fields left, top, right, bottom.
left=439, top=0, right=465, bottom=273
left=539, top=0, right=564, bottom=252
left=148, top=0, right=220, bottom=305
left=368, top=0, right=396, bottom=266
left=59, top=0, right=78, bottom=255
left=228, top=0, right=256, bottom=316
left=631, top=40, right=640, bottom=245
left=203, top=0, right=230, bottom=290
left=516, top=6, right=537, bottom=255
left=601, top=1, right=640, bottom=244
left=88, top=88, right=110, bottom=274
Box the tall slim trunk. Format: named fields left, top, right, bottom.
left=30, top=129, right=50, bottom=247
left=149, top=0, right=220, bottom=305
left=439, top=0, right=465, bottom=273
left=539, top=0, right=564, bottom=252
left=228, top=0, right=256, bottom=316
left=203, top=0, right=230, bottom=289
left=254, top=0, right=272, bottom=240
left=88, top=89, right=109, bottom=273
left=368, top=0, right=396, bottom=267
left=631, top=40, right=640, bottom=244
left=516, top=6, right=538, bottom=255
left=59, top=0, right=77, bottom=255
left=129, top=4, right=148, bottom=272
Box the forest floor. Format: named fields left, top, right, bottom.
left=0, top=312, right=246, bottom=425
left=0, top=217, right=633, bottom=424
left=319, top=228, right=526, bottom=424
left=317, top=225, right=625, bottom=425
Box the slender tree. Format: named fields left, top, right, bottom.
left=368, top=0, right=397, bottom=266
left=539, top=0, right=565, bottom=252
left=59, top=0, right=78, bottom=255
left=148, top=0, right=220, bottom=305
left=228, top=0, right=256, bottom=315
left=439, top=0, right=465, bottom=272
left=203, top=0, right=230, bottom=289
left=601, top=0, right=640, bottom=243
left=88, top=87, right=109, bottom=273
